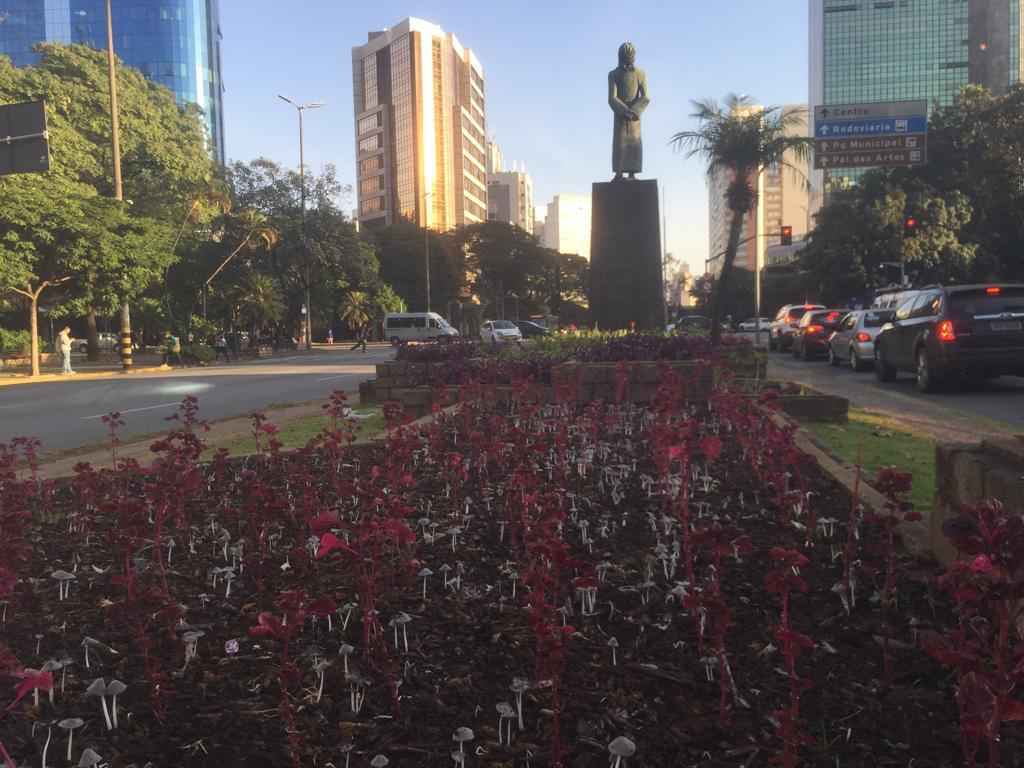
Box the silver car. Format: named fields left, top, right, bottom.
left=827, top=309, right=895, bottom=371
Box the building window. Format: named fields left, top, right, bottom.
left=359, top=134, right=381, bottom=154
left=359, top=155, right=384, bottom=175
left=358, top=113, right=381, bottom=135
left=360, top=176, right=384, bottom=196
left=361, top=196, right=384, bottom=215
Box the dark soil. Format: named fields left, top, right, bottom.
left=0, top=397, right=1016, bottom=768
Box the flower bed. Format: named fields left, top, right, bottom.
left=0, top=375, right=1020, bottom=768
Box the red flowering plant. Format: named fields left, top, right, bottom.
left=921, top=500, right=1024, bottom=768
left=871, top=467, right=919, bottom=683
left=765, top=547, right=814, bottom=768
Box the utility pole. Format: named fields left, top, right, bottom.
left=278, top=96, right=324, bottom=350
left=423, top=191, right=432, bottom=312
left=105, top=0, right=131, bottom=370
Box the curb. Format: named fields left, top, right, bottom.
left=0, top=364, right=170, bottom=388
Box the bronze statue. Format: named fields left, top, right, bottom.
left=608, top=42, right=650, bottom=180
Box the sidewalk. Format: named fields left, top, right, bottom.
left=0, top=346, right=358, bottom=388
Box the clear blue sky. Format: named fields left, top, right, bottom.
left=221, top=0, right=808, bottom=274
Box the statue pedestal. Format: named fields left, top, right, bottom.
left=589, top=179, right=664, bottom=331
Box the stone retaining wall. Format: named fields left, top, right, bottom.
left=933, top=436, right=1024, bottom=563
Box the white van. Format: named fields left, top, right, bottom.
left=384, top=312, right=459, bottom=344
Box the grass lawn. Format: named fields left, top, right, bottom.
left=206, top=407, right=385, bottom=456
left=805, top=409, right=936, bottom=512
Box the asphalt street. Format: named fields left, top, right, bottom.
left=762, top=340, right=1024, bottom=436
left=0, top=347, right=394, bottom=453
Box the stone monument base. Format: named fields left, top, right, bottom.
left=589, top=178, right=664, bottom=331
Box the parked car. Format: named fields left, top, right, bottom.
left=738, top=317, right=772, bottom=332
left=384, top=312, right=459, bottom=345
left=827, top=309, right=895, bottom=371
left=791, top=309, right=847, bottom=360
left=73, top=332, right=118, bottom=354
left=480, top=320, right=523, bottom=344
left=512, top=320, right=550, bottom=338
left=874, top=284, right=1024, bottom=392
left=769, top=304, right=825, bottom=351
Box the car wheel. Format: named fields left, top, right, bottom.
left=916, top=348, right=942, bottom=393
left=390, top=337, right=401, bottom=346
left=850, top=347, right=863, bottom=372
left=801, top=343, right=813, bottom=362
left=828, top=346, right=839, bottom=366
left=78, top=344, right=88, bottom=354
left=875, top=344, right=897, bottom=382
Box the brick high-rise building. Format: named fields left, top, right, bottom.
left=352, top=17, right=487, bottom=231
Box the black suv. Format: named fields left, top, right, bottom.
left=874, top=284, right=1024, bottom=392
left=791, top=309, right=847, bottom=360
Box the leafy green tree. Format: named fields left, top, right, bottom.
left=0, top=43, right=216, bottom=370
left=672, top=96, right=812, bottom=342
left=371, top=221, right=463, bottom=313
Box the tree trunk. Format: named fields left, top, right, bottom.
left=29, top=294, right=40, bottom=377
left=85, top=308, right=101, bottom=360
left=711, top=208, right=747, bottom=344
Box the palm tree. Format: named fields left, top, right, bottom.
left=340, top=290, right=372, bottom=333
left=232, top=273, right=284, bottom=339
left=672, top=95, right=813, bottom=343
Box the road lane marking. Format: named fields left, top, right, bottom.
left=317, top=374, right=355, bottom=382
left=81, top=402, right=180, bottom=420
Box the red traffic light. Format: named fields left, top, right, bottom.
left=904, top=217, right=919, bottom=232
left=780, top=225, right=793, bottom=246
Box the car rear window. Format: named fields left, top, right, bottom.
left=863, top=310, right=893, bottom=327
left=787, top=308, right=810, bottom=321
left=950, top=288, right=1024, bottom=316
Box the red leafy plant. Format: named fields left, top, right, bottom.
left=922, top=500, right=1024, bottom=767
left=765, top=547, right=814, bottom=768
left=871, top=467, right=920, bottom=682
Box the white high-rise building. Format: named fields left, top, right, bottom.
left=487, top=167, right=534, bottom=234
left=352, top=17, right=487, bottom=231
left=540, top=194, right=591, bottom=259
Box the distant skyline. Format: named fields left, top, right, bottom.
left=221, top=0, right=808, bottom=275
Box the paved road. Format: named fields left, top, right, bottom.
left=0, top=347, right=394, bottom=453
left=761, top=340, right=1024, bottom=437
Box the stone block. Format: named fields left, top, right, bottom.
left=589, top=179, right=664, bottom=331
left=984, top=466, right=1024, bottom=512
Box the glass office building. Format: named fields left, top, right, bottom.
left=809, top=0, right=1023, bottom=191
left=0, top=0, right=226, bottom=163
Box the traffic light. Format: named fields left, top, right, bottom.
left=904, top=216, right=919, bottom=236
left=780, top=225, right=793, bottom=246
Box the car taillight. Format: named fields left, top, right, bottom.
left=826, top=312, right=841, bottom=323
left=937, top=320, right=956, bottom=342
left=806, top=325, right=824, bottom=334
left=986, top=286, right=1001, bottom=295
left=855, top=332, right=871, bottom=343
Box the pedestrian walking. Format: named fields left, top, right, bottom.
left=350, top=324, right=368, bottom=353
left=327, top=328, right=334, bottom=345
left=58, top=327, right=74, bottom=375
left=163, top=331, right=182, bottom=366
left=229, top=331, right=242, bottom=361
left=214, top=332, right=231, bottom=363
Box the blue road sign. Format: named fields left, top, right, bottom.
left=815, top=116, right=928, bottom=138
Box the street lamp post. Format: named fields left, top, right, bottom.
left=422, top=191, right=432, bottom=313
left=104, top=0, right=132, bottom=371
left=278, top=95, right=324, bottom=350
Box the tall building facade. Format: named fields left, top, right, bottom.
left=0, top=0, right=226, bottom=163
left=809, top=0, right=1023, bottom=191
left=352, top=17, right=487, bottom=231
left=707, top=105, right=809, bottom=275
left=487, top=170, right=533, bottom=234
left=541, top=194, right=591, bottom=259
left=486, top=139, right=503, bottom=174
